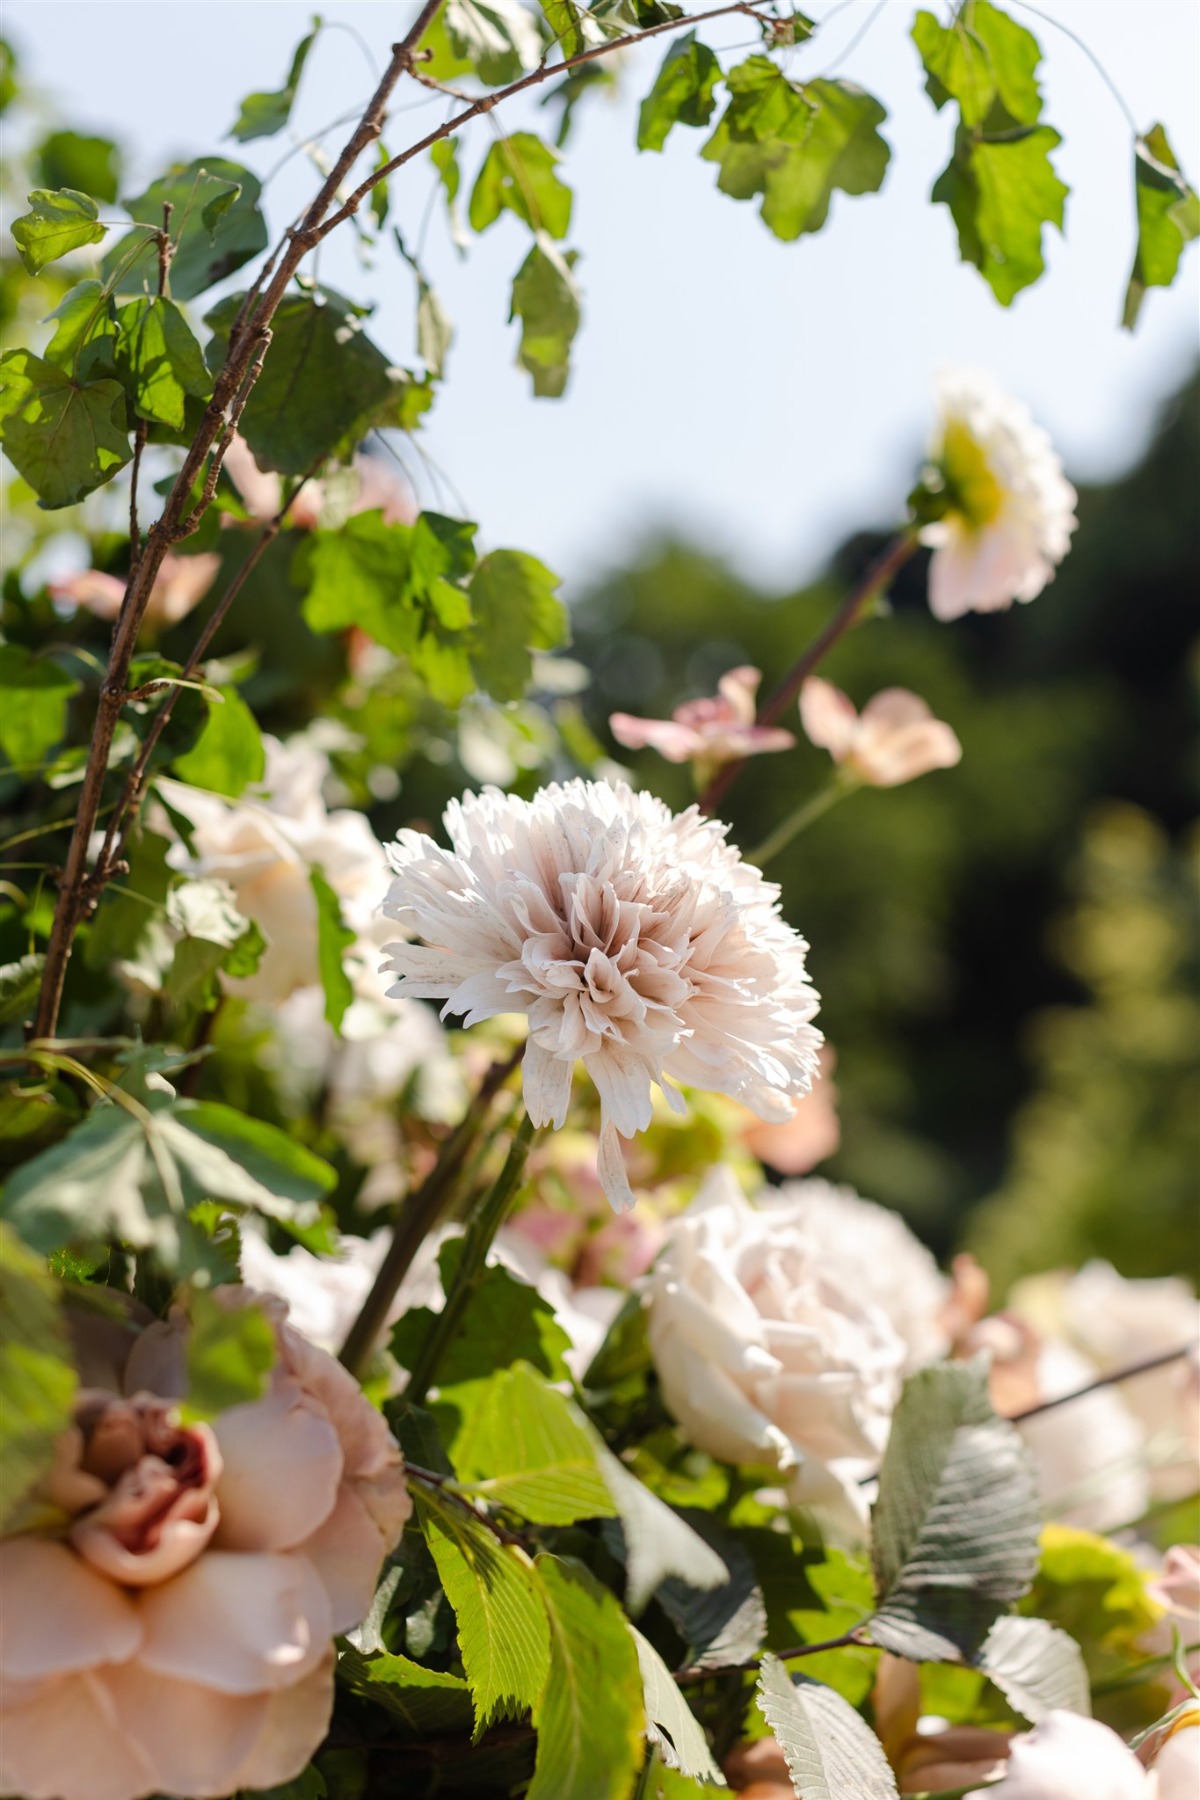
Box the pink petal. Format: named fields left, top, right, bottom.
left=858, top=688, right=935, bottom=731
left=300, top=1483, right=391, bottom=1633
left=608, top=714, right=700, bottom=763
left=798, top=678, right=858, bottom=757
left=0, top=1539, right=141, bottom=1680
left=522, top=1039, right=574, bottom=1130
left=597, top=1119, right=637, bottom=1214
left=101, top=1661, right=271, bottom=1799
left=855, top=721, right=962, bottom=787
left=715, top=666, right=763, bottom=727
left=213, top=1377, right=343, bottom=1554
left=0, top=1668, right=158, bottom=1800
left=136, top=1550, right=332, bottom=1693
left=228, top=1648, right=335, bottom=1793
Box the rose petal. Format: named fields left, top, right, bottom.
left=213, top=1377, right=343, bottom=1553
left=228, top=1648, right=335, bottom=1793
left=301, top=1483, right=391, bottom=1633
left=101, top=1660, right=271, bottom=1799
left=136, top=1550, right=332, bottom=1693
left=0, top=1667, right=158, bottom=1800
left=0, top=1539, right=141, bottom=1680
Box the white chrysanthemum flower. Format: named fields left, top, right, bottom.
left=920, top=367, right=1077, bottom=621
left=380, top=779, right=822, bottom=1211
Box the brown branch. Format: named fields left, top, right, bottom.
left=674, top=1626, right=867, bottom=1685
left=156, top=200, right=175, bottom=296
left=1008, top=1343, right=1196, bottom=1425
left=127, top=421, right=148, bottom=567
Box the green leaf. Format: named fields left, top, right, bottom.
left=163, top=880, right=264, bottom=1014
left=469, top=134, right=573, bottom=239
left=455, top=1361, right=616, bottom=1523
left=467, top=547, right=568, bottom=700
left=632, top=1626, right=724, bottom=1782
left=598, top=1454, right=728, bottom=1615
left=1123, top=124, right=1200, bottom=329
left=416, top=1483, right=551, bottom=1734
left=417, top=277, right=453, bottom=378
left=0, top=349, right=130, bottom=509
left=528, top=1556, right=645, bottom=1800
left=912, top=1, right=1044, bottom=130
left=977, top=1613, right=1090, bottom=1722
left=755, top=1655, right=899, bottom=1800
left=182, top=1286, right=276, bottom=1420
left=205, top=287, right=402, bottom=474
left=11, top=188, right=105, bottom=273
left=1023, top=1523, right=1162, bottom=1688
left=104, top=158, right=268, bottom=302
left=171, top=685, right=264, bottom=797
left=701, top=63, right=890, bottom=241
left=656, top=1523, right=766, bottom=1671
left=431, top=139, right=468, bottom=253
left=112, top=296, right=212, bottom=431
left=539, top=0, right=596, bottom=61
left=869, top=1360, right=1041, bottom=1663
left=310, top=865, right=355, bottom=1032
left=337, top=1643, right=474, bottom=1734
left=33, top=130, right=121, bottom=204
left=42, top=280, right=118, bottom=379
left=0, top=1222, right=77, bottom=1533
left=230, top=17, right=321, bottom=142
left=0, top=956, right=45, bottom=1029
left=932, top=122, right=1066, bottom=305
left=509, top=237, right=581, bottom=397
left=637, top=33, right=720, bottom=153
left=0, top=38, right=18, bottom=116
left=442, top=0, right=544, bottom=85
left=0, top=645, right=79, bottom=767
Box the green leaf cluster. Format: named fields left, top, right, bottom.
left=103, top=157, right=268, bottom=301
left=1123, top=124, right=1200, bottom=328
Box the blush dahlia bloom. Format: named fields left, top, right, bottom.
left=920, top=367, right=1077, bottom=622
left=799, top=678, right=962, bottom=787
left=609, top=666, right=795, bottom=769
left=0, top=1287, right=410, bottom=1800
left=381, top=780, right=822, bottom=1211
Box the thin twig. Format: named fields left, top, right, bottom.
left=127, top=422, right=148, bottom=568
left=1009, top=1343, right=1196, bottom=1425
left=674, top=1626, right=867, bottom=1684
left=157, top=200, right=174, bottom=295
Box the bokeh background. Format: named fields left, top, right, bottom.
left=3, top=1, right=1197, bottom=1287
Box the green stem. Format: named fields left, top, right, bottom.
left=748, top=772, right=860, bottom=868
left=405, top=1110, right=539, bottom=1406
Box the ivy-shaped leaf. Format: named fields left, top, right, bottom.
left=113, top=296, right=213, bottom=431
left=931, top=123, right=1067, bottom=305
left=229, top=17, right=322, bottom=142
left=466, top=547, right=568, bottom=700
left=912, top=0, right=1043, bottom=129
left=42, top=280, right=118, bottom=380
left=0, top=349, right=130, bottom=509
left=638, top=33, right=721, bottom=153
left=104, top=158, right=268, bottom=302
left=509, top=236, right=581, bottom=397
left=528, top=1556, right=645, bottom=1800
left=171, top=685, right=264, bottom=798
left=33, top=129, right=121, bottom=203
left=11, top=187, right=106, bottom=272
left=469, top=134, right=573, bottom=239
left=1123, top=124, right=1200, bottom=329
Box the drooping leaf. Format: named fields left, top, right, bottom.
left=869, top=1359, right=1041, bottom=1663
left=912, top=1, right=1044, bottom=129
left=337, top=1643, right=475, bottom=1734
left=637, top=33, right=721, bottom=152
left=417, top=277, right=453, bottom=378
left=442, top=0, right=544, bottom=85
left=33, top=129, right=122, bottom=203
left=466, top=547, right=568, bottom=700
left=182, top=1286, right=276, bottom=1420
left=528, top=1556, right=645, bottom=1800
left=162, top=879, right=264, bottom=1015
left=701, top=62, right=890, bottom=241
left=977, top=1613, right=1091, bottom=1722
left=632, top=1626, right=724, bottom=1782
left=469, top=134, right=573, bottom=239
left=171, top=685, right=264, bottom=797
left=931, top=122, right=1067, bottom=305
left=11, top=188, right=105, bottom=273
left=230, top=17, right=322, bottom=142
left=656, top=1521, right=767, bottom=1670
left=310, top=865, right=355, bottom=1032
left=112, top=296, right=213, bottom=431
left=104, top=158, right=268, bottom=301
left=1123, top=124, right=1200, bottom=329
left=0, top=1222, right=77, bottom=1533
left=416, top=1482, right=551, bottom=1734
left=431, top=139, right=469, bottom=253
left=755, top=1655, right=899, bottom=1800
left=0, top=645, right=79, bottom=768
left=509, top=236, right=581, bottom=396
left=0, top=349, right=130, bottom=509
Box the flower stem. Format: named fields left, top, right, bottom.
left=405, top=1110, right=539, bottom=1407
left=748, top=772, right=860, bottom=868
left=338, top=1043, right=524, bottom=1377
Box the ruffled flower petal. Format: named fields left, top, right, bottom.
left=0, top=1539, right=141, bottom=1680
left=136, top=1550, right=332, bottom=1693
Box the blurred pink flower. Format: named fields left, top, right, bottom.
left=740, top=1042, right=840, bottom=1173
left=799, top=678, right=962, bottom=787
left=0, top=1286, right=409, bottom=1800
left=223, top=435, right=411, bottom=532
left=52, top=552, right=221, bottom=632
left=610, top=666, right=795, bottom=768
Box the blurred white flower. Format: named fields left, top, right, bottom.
left=964, top=1709, right=1170, bottom=1800
left=920, top=367, right=1077, bottom=621
left=644, top=1167, right=905, bottom=1535
left=609, top=666, right=795, bottom=769
left=52, top=551, right=221, bottom=631
left=799, top=678, right=962, bottom=787
left=159, top=736, right=390, bottom=1004
left=381, top=780, right=822, bottom=1213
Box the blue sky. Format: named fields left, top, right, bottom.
left=7, top=0, right=1198, bottom=589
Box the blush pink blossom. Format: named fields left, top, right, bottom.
left=0, top=1287, right=410, bottom=1800
left=52, top=552, right=221, bottom=631
left=799, top=678, right=963, bottom=787
left=610, top=666, right=795, bottom=768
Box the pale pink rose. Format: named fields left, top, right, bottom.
left=1142, top=1547, right=1200, bottom=1709
left=1147, top=1721, right=1200, bottom=1800
left=610, top=666, right=795, bottom=768
left=0, top=1286, right=409, bottom=1800
left=52, top=552, right=220, bottom=632
left=799, top=677, right=962, bottom=787
left=740, top=1043, right=839, bottom=1172
left=965, top=1709, right=1152, bottom=1799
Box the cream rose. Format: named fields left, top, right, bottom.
left=0, top=1287, right=410, bottom=1800
left=644, top=1167, right=906, bottom=1534
left=964, top=1708, right=1194, bottom=1800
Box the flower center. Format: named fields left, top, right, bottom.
left=940, top=417, right=1006, bottom=531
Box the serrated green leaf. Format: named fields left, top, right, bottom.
left=656, top=1521, right=766, bottom=1671
left=182, top=1286, right=276, bottom=1421
left=1123, top=124, right=1200, bottom=329
left=912, top=1, right=1043, bottom=130
left=33, top=130, right=121, bottom=204
left=104, top=158, right=268, bottom=302
left=598, top=1450, right=728, bottom=1615
left=11, top=187, right=105, bottom=273
left=467, top=547, right=568, bottom=700
left=112, top=296, right=213, bottom=431
left=632, top=1626, right=724, bottom=1782
left=931, top=123, right=1067, bottom=305
left=637, top=33, right=720, bottom=153
left=230, top=18, right=321, bottom=142
left=416, top=1483, right=551, bottom=1734
left=509, top=237, right=581, bottom=397
left=977, top=1613, right=1090, bottom=1722
left=171, top=685, right=264, bottom=798
left=869, top=1359, right=1041, bottom=1663
left=528, top=1556, right=644, bottom=1800
left=310, top=865, right=355, bottom=1032
left=0, top=1222, right=77, bottom=1533
left=0, top=644, right=79, bottom=767
left=756, top=1655, right=899, bottom=1800
left=455, top=1361, right=616, bottom=1523
left=469, top=134, right=573, bottom=239
left=0, top=349, right=130, bottom=509
left=337, top=1643, right=474, bottom=1734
